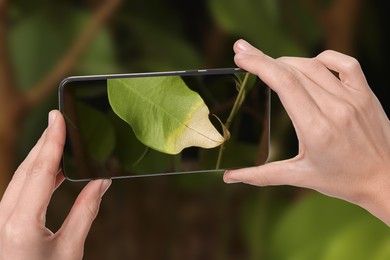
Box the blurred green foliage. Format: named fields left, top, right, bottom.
left=6, top=0, right=390, bottom=259
left=209, top=0, right=305, bottom=57
left=269, top=193, right=390, bottom=260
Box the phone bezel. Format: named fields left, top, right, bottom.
left=58, top=68, right=271, bottom=181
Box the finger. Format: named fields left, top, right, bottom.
left=276, top=56, right=353, bottom=116
left=224, top=158, right=310, bottom=188
left=13, top=110, right=66, bottom=222
left=315, top=50, right=368, bottom=90
left=0, top=128, right=48, bottom=220
left=277, top=56, right=345, bottom=96
left=56, top=179, right=111, bottom=248
left=233, top=39, right=321, bottom=126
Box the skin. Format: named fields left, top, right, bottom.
left=224, top=39, right=390, bottom=226
left=0, top=110, right=111, bottom=260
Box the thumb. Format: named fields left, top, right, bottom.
left=224, top=159, right=307, bottom=187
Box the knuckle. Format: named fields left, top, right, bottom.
left=341, top=56, right=362, bottom=73
left=278, top=68, right=301, bottom=91
left=334, top=102, right=358, bottom=126
left=48, top=135, right=64, bottom=151
left=250, top=166, right=273, bottom=186
left=309, top=118, right=334, bottom=147
left=275, top=57, right=318, bottom=92
left=254, top=174, right=271, bottom=186
left=82, top=199, right=100, bottom=222
left=27, top=160, right=47, bottom=178
left=1, top=221, right=29, bottom=246
left=308, top=58, right=326, bottom=73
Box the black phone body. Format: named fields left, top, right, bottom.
left=58, top=68, right=270, bottom=181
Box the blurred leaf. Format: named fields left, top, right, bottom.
left=208, top=0, right=305, bottom=57
left=10, top=13, right=70, bottom=90
left=72, top=14, right=118, bottom=75
left=269, top=193, right=390, bottom=260
left=9, top=9, right=117, bottom=90
left=321, top=216, right=390, bottom=260
left=372, top=239, right=390, bottom=260
left=10, top=7, right=118, bottom=161
left=76, top=102, right=115, bottom=162
left=107, top=76, right=225, bottom=154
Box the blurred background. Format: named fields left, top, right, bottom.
left=1, top=0, right=389, bottom=259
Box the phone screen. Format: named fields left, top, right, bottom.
left=59, top=69, right=270, bottom=181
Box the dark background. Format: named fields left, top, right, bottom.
left=0, top=0, right=389, bottom=259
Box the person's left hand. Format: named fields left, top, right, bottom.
left=0, top=110, right=111, bottom=260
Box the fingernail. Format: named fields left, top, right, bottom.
left=224, top=178, right=242, bottom=184
left=100, top=179, right=112, bottom=197
left=236, top=39, right=254, bottom=52
left=48, top=111, right=57, bottom=127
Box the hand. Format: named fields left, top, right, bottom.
left=0, top=110, right=111, bottom=260
left=224, top=39, right=390, bottom=225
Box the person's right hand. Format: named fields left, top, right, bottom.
left=224, top=39, right=390, bottom=226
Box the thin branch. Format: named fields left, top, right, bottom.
left=25, top=0, right=122, bottom=109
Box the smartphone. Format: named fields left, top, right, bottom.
left=58, top=68, right=270, bottom=181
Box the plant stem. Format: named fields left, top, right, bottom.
left=215, top=73, right=250, bottom=169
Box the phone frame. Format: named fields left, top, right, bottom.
left=58, top=68, right=270, bottom=181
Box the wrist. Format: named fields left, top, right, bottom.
left=358, top=163, right=390, bottom=226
